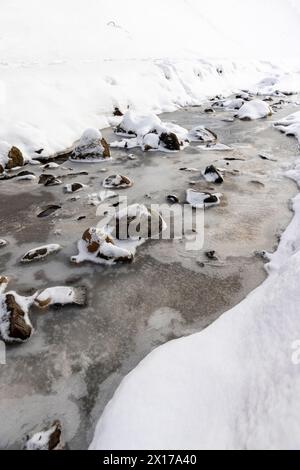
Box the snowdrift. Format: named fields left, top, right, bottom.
left=1, top=0, right=300, bottom=157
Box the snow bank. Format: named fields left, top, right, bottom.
left=90, top=158, right=300, bottom=450
left=1, top=0, right=300, bottom=157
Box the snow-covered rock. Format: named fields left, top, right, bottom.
left=274, top=111, right=300, bottom=144
left=71, top=228, right=134, bottom=265
left=115, top=112, right=162, bottom=137
left=238, top=99, right=272, bottom=120
left=113, top=112, right=188, bottom=152
left=34, top=286, right=87, bottom=308
left=186, top=189, right=222, bottom=208
left=70, top=129, right=110, bottom=162
left=203, top=165, right=224, bottom=184
left=24, top=421, right=63, bottom=450
left=108, top=204, right=167, bottom=240
left=103, top=175, right=133, bottom=189
left=223, top=98, right=245, bottom=109
left=188, top=126, right=217, bottom=143
left=0, top=289, right=35, bottom=344
left=21, top=244, right=61, bottom=263
left=63, top=182, right=86, bottom=193
left=0, top=143, right=24, bottom=173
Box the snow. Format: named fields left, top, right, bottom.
left=103, top=175, right=133, bottom=189
left=1, top=1, right=300, bottom=157
left=238, top=99, right=272, bottom=120
left=186, top=189, right=222, bottom=209
left=0, top=141, right=10, bottom=169
left=20, top=244, right=61, bottom=263
left=90, top=151, right=300, bottom=450
left=34, top=286, right=86, bottom=307
left=71, top=228, right=135, bottom=266
left=24, top=421, right=62, bottom=450
left=70, top=128, right=109, bottom=162
left=274, top=111, right=300, bottom=144
left=112, top=111, right=188, bottom=152
left=188, top=126, right=217, bottom=143
left=198, top=143, right=233, bottom=151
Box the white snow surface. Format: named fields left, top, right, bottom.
left=1, top=0, right=300, bottom=157
left=90, top=154, right=300, bottom=450
left=238, top=99, right=272, bottom=120
left=274, top=111, right=300, bottom=145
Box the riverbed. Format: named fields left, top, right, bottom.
left=0, top=96, right=299, bottom=449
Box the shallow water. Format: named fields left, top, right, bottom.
left=0, top=96, right=299, bottom=449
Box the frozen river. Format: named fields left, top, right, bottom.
left=0, top=97, right=299, bottom=449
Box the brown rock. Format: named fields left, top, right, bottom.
left=101, top=138, right=111, bottom=159
left=159, top=132, right=181, bottom=151
left=82, top=228, right=101, bottom=253
left=48, top=421, right=62, bottom=450
left=6, top=146, right=24, bottom=169
left=5, top=294, right=32, bottom=342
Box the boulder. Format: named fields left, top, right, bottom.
left=6, top=146, right=24, bottom=169
left=71, top=129, right=110, bottom=161
left=159, top=132, right=181, bottom=151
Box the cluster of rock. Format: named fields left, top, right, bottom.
left=0, top=277, right=86, bottom=344
left=71, top=204, right=166, bottom=265
left=112, top=111, right=189, bottom=152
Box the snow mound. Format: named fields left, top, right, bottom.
left=70, top=128, right=110, bottom=162
left=186, top=189, right=222, bottom=208
left=238, top=99, right=272, bottom=120
left=274, top=111, right=300, bottom=144
left=113, top=112, right=188, bottom=152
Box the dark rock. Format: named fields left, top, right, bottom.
left=5, top=294, right=32, bottom=342
left=37, top=205, right=61, bottom=218
left=39, top=174, right=61, bottom=186
left=205, top=250, right=219, bottom=261
left=159, top=132, right=181, bottom=151
left=113, top=107, right=123, bottom=116
left=204, top=165, right=224, bottom=184
left=167, top=194, right=179, bottom=204
left=6, top=146, right=24, bottom=169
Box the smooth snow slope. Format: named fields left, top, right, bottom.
left=0, top=0, right=300, bottom=157
left=90, top=161, right=300, bottom=450
left=1, top=0, right=300, bottom=61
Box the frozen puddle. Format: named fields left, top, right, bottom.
left=0, top=97, right=299, bottom=449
